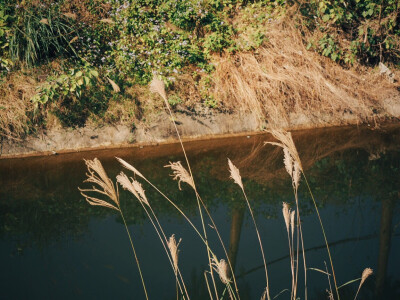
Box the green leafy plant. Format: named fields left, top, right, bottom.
left=302, top=0, right=400, bottom=65
left=30, top=63, right=111, bottom=127
left=31, top=64, right=99, bottom=106
left=0, top=7, right=12, bottom=74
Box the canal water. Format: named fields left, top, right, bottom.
left=0, top=125, right=399, bottom=299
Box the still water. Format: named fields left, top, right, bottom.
left=1, top=125, right=399, bottom=299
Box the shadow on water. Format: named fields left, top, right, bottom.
left=0, top=124, right=400, bottom=299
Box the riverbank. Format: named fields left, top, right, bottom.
left=2, top=105, right=399, bottom=159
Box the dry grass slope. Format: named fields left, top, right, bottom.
left=214, top=14, right=398, bottom=127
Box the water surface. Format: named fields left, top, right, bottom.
left=1, top=125, right=399, bottom=299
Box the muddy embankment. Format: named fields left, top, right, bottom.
left=1, top=101, right=400, bottom=159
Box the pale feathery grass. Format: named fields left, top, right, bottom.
left=266, top=130, right=306, bottom=300
left=116, top=172, right=149, bottom=206
left=164, top=161, right=195, bottom=190
left=167, top=234, right=181, bottom=273
left=150, top=77, right=168, bottom=102
left=267, top=129, right=341, bottom=300
left=211, top=257, right=231, bottom=285
left=116, top=171, right=189, bottom=299
left=211, top=257, right=235, bottom=300
left=118, top=157, right=242, bottom=300
left=116, top=157, right=145, bottom=179
left=228, top=159, right=243, bottom=190
left=354, top=268, right=373, bottom=300
left=228, top=158, right=270, bottom=300
left=151, top=77, right=240, bottom=299
left=79, top=158, right=148, bottom=300
left=79, top=158, right=119, bottom=210
left=151, top=76, right=221, bottom=300
left=164, top=160, right=241, bottom=299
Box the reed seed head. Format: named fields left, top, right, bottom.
left=228, top=158, right=243, bottom=190
left=293, top=161, right=301, bottom=190
left=167, top=234, right=181, bottom=272
left=282, top=202, right=290, bottom=233
left=360, top=268, right=373, bottom=287
left=265, top=129, right=303, bottom=171
left=150, top=76, right=167, bottom=101
left=116, top=172, right=149, bottom=206
left=211, top=257, right=231, bottom=285
left=164, top=161, right=195, bottom=190
left=290, top=210, right=295, bottom=235
left=116, top=157, right=145, bottom=179
left=79, top=158, right=119, bottom=211
left=283, top=147, right=293, bottom=177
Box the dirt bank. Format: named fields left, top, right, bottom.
left=2, top=103, right=400, bottom=159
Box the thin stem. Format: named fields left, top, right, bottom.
left=161, top=94, right=239, bottom=299
left=294, top=203, right=299, bottom=300
left=293, top=188, right=307, bottom=300
left=196, top=192, right=241, bottom=298
left=162, top=95, right=219, bottom=300
left=141, top=203, right=186, bottom=299
left=303, top=174, right=340, bottom=300
left=119, top=208, right=149, bottom=300
left=148, top=204, right=190, bottom=299
left=240, top=188, right=270, bottom=300
left=285, top=224, right=294, bottom=299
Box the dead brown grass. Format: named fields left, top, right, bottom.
left=213, top=14, right=398, bottom=127
left=0, top=73, right=36, bottom=140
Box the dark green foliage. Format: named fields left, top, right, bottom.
left=2, top=1, right=76, bottom=66
left=301, top=0, right=400, bottom=65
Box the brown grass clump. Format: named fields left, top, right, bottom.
left=213, top=15, right=396, bottom=127
left=0, top=73, right=36, bottom=140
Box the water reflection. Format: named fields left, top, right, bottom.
left=0, top=125, right=399, bottom=299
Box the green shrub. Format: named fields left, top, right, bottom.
left=31, top=63, right=111, bottom=127
left=301, top=0, right=400, bottom=65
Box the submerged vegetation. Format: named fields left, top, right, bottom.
left=0, top=0, right=399, bottom=140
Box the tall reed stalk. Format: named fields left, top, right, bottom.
left=150, top=76, right=240, bottom=299
left=78, top=158, right=149, bottom=300
left=266, top=130, right=308, bottom=300
left=116, top=172, right=189, bottom=299
left=266, top=129, right=336, bottom=300
left=228, top=158, right=271, bottom=300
